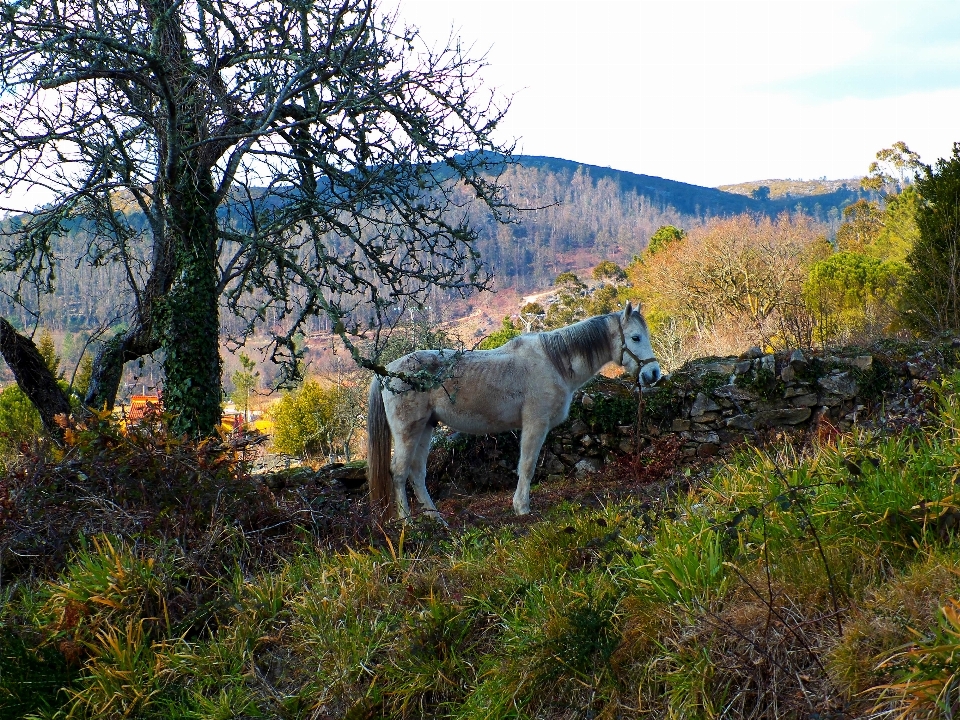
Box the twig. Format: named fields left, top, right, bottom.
left=775, top=466, right=844, bottom=635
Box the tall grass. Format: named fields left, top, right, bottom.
left=8, top=376, right=960, bottom=718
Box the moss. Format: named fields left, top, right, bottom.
left=734, top=366, right=784, bottom=402
left=850, top=360, right=897, bottom=402
left=698, top=371, right=731, bottom=395
left=569, top=383, right=639, bottom=434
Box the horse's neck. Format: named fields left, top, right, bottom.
left=562, top=316, right=618, bottom=389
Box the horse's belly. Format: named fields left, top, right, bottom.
left=433, top=394, right=523, bottom=435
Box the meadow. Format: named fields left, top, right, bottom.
left=5, top=373, right=960, bottom=719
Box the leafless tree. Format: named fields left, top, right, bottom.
left=0, top=0, right=514, bottom=435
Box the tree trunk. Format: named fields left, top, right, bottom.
left=0, top=318, right=71, bottom=439
left=84, top=324, right=162, bottom=412
left=162, top=169, right=222, bottom=437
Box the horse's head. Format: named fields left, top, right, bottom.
left=617, top=302, right=662, bottom=386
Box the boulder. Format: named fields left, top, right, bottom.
left=690, top=392, right=721, bottom=418
left=574, top=458, right=602, bottom=476
left=818, top=372, right=858, bottom=398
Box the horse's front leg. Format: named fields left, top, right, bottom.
left=514, top=423, right=549, bottom=515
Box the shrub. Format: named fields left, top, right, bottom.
left=804, top=250, right=907, bottom=345
left=477, top=316, right=521, bottom=349
left=905, top=142, right=960, bottom=332
left=269, top=378, right=365, bottom=460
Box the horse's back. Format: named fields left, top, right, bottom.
left=383, top=342, right=571, bottom=435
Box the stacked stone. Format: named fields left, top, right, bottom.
left=544, top=416, right=637, bottom=480
left=664, top=347, right=876, bottom=459
left=549, top=347, right=892, bottom=472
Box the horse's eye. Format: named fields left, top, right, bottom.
left=631, top=335, right=641, bottom=342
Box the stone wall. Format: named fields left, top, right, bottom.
left=427, top=340, right=950, bottom=490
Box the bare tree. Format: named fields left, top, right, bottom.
left=0, top=0, right=513, bottom=436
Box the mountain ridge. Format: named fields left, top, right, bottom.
left=507, top=155, right=870, bottom=219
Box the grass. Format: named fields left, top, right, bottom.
left=8, top=378, right=960, bottom=717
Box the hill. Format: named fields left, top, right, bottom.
left=515, top=156, right=866, bottom=218
left=718, top=176, right=864, bottom=200
left=0, top=155, right=872, bottom=367
left=2, top=338, right=957, bottom=718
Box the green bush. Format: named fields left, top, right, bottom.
left=0, top=383, right=44, bottom=457
left=477, top=317, right=521, bottom=349
left=269, top=379, right=364, bottom=460
left=905, top=142, right=960, bottom=332
left=804, top=250, right=907, bottom=344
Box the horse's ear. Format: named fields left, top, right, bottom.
left=621, top=301, right=633, bottom=321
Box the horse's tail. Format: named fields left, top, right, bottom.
left=367, top=376, right=394, bottom=521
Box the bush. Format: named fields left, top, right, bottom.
left=269, top=379, right=365, bottom=460
left=477, top=316, right=521, bottom=349
left=0, top=411, right=280, bottom=580
left=905, top=142, right=960, bottom=332
left=804, top=250, right=907, bottom=345
left=0, top=383, right=44, bottom=458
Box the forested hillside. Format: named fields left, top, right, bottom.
left=0, top=156, right=870, bottom=336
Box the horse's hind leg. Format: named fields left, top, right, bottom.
left=514, top=422, right=549, bottom=515
left=409, top=425, right=445, bottom=524
left=390, top=420, right=427, bottom=521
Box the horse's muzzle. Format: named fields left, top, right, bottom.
left=640, top=362, right=662, bottom=387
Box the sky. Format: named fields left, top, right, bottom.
left=395, top=0, right=960, bottom=187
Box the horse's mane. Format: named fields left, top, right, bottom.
left=538, top=315, right=614, bottom=379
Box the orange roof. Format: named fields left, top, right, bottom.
left=127, top=394, right=161, bottom=422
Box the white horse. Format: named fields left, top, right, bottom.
left=366, top=302, right=661, bottom=521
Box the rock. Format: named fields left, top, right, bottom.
left=690, top=392, right=720, bottom=417
left=574, top=458, right=602, bottom=476
left=700, top=362, right=736, bottom=375
left=755, top=407, right=812, bottom=427
left=850, top=355, right=873, bottom=370
left=714, top=385, right=758, bottom=402
left=783, top=385, right=811, bottom=398
left=329, top=464, right=367, bottom=489
left=599, top=434, right=612, bottom=447
left=742, top=346, right=764, bottom=359
left=581, top=394, right=595, bottom=409
left=906, top=362, right=924, bottom=378
left=581, top=435, right=594, bottom=447
left=726, top=414, right=756, bottom=430
left=569, top=419, right=589, bottom=436
left=818, top=373, right=858, bottom=398
left=617, top=425, right=634, bottom=434
left=692, top=412, right=720, bottom=424
left=726, top=407, right=812, bottom=430
left=789, top=349, right=806, bottom=365
left=735, top=360, right=753, bottom=374
left=682, top=446, right=698, bottom=457
left=821, top=394, right=843, bottom=407
left=618, top=439, right=635, bottom=454
left=692, top=431, right=720, bottom=444
left=790, top=393, right=819, bottom=408
left=541, top=453, right=565, bottom=475
left=671, top=418, right=691, bottom=432
left=697, top=442, right=720, bottom=458
left=760, top=354, right=776, bottom=374
left=781, top=364, right=796, bottom=382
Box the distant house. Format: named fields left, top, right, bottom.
left=123, top=395, right=268, bottom=433
left=125, top=394, right=161, bottom=424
